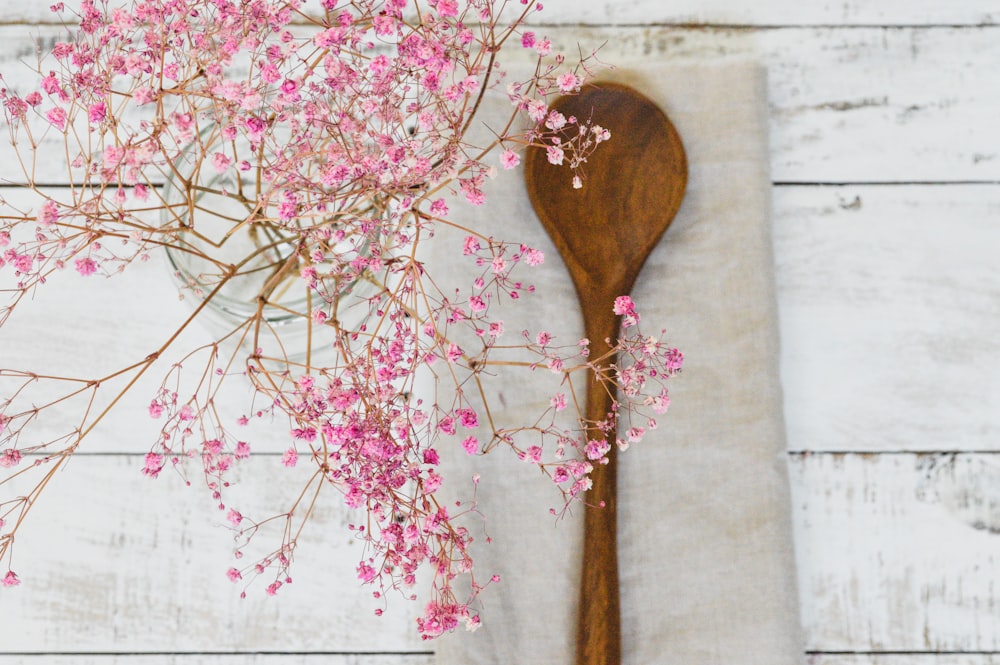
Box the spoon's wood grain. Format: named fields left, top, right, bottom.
left=523, top=83, right=687, bottom=665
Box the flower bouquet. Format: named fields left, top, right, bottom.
left=0, top=0, right=681, bottom=638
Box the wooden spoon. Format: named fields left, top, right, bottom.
left=523, top=83, right=687, bottom=665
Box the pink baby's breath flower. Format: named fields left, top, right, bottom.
left=461, top=436, right=478, bottom=455
left=88, top=102, right=106, bottom=123
left=74, top=257, right=97, bottom=276
left=436, top=0, right=458, bottom=16
left=226, top=509, right=243, bottom=526
left=141, top=452, right=164, bottom=478
left=557, top=72, right=580, bottom=92
left=613, top=295, right=635, bottom=316
left=234, top=441, right=250, bottom=459
left=24, top=91, right=41, bottom=107
left=446, top=343, right=463, bottom=363
left=226, top=567, right=242, bottom=582
left=522, top=246, right=544, bottom=266
left=37, top=201, right=58, bottom=227
left=281, top=448, right=298, bottom=467
left=2, top=571, right=20, bottom=587
left=211, top=152, right=232, bottom=173
left=148, top=401, right=163, bottom=419
left=545, top=145, right=564, bottom=165
left=520, top=31, right=535, bottom=48
left=550, top=392, right=567, bottom=411
left=462, top=236, right=480, bottom=256
left=500, top=149, right=520, bottom=169
left=132, top=87, right=155, bottom=106
left=0, top=449, right=21, bottom=468
left=457, top=408, right=478, bottom=429
left=265, top=581, right=282, bottom=596
left=45, top=106, right=67, bottom=129
left=357, top=562, right=377, bottom=582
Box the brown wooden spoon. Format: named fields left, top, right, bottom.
left=523, top=83, right=687, bottom=665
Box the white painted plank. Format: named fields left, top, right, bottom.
left=2, top=26, right=998, bottom=184
left=809, top=659, right=1000, bottom=665
left=793, top=453, right=1000, bottom=652
left=773, top=184, right=1000, bottom=453
left=0, top=456, right=425, bottom=652
left=531, top=0, right=1000, bottom=26
left=0, top=0, right=997, bottom=26
left=5, top=184, right=997, bottom=455
left=4, top=452, right=1000, bottom=653
left=0, top=658, right=432, bottom=665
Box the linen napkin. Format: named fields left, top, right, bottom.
left=430, top=63, right=804, bottom=665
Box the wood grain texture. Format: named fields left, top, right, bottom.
left=2, top=26, right=998, bottom=184
left=6, top=185, right=998, bottom=456
left=807, top=659, right=1000, bottom=665
left=4, top=452, right=1000, bottom=653
left=773, top=184, right=1000, bottom=453
left=0, top=0, right=997, bottom=26
left=0, top=658, right=433, bottom=665
left=0, top=456, right=424, bottom=653
left=792, top=453, right=1000, bottom=652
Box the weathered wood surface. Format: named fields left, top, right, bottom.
left=0, top=0, right=997, bottom=26
left=3, top=453, right=1000, bottom=653
left=2, top=26, right=999, bottom=184
left=773, top=184, right=1000, bottom=453
left=0, top=456, right=425, bottom=652
left=793, top=453, right=1000, bottom=652
left=5, top=184, right=997, bottom=456
left=0, top=658, right=434, bottom=665
left=3, top=1, right=1000, bottom=663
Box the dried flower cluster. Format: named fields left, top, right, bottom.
left=0, top=0, right=681, bottom=637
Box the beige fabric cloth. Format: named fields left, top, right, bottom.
left=430, top=63, right=803, bottom=664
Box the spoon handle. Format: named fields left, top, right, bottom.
left=576, top=311, right=621, bottom=665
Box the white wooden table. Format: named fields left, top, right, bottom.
left=2, top=1, right=1000, bottom=663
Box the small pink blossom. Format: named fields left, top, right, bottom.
left=226, top=509, right=243, bottom=526
left=37, top=201, right=58, bottom=227
left=148, top=401, right=163, bottom=419
left=2, top=571, right=20, bottom=587
left=545, top=145, right=564, bottom=166
left=462, top=236, right=480, bottom=256
left=461, top=436, right=478, bottom=455
left=613, top=295, right=635, bottom=316
left=457, top=408, right=478, bottom=429
left=0, top=449, right=22, bottom=468
left=88, top=102, right=106, bottom=123
left=521, top=31, right=535, bottom=48
left=211, top=152, right=232, bottom=173
left=436, top=0, right=458, bottom=16
left=557, top=72, right=580, bottom=92
left=45, top=106, right=67, bottom=129
left=132, top=87, right=155, bottom=106
left=226, top=567, right=242, bottom=582
left=500, top=150, right=520, bottom=169
left=74, top=257, right=98, bottom=276
left=282, top=447, right=298, bottom=467
left=141, top=452, right=164, bottom=478
left=550, top=393, right=567, bottom=411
